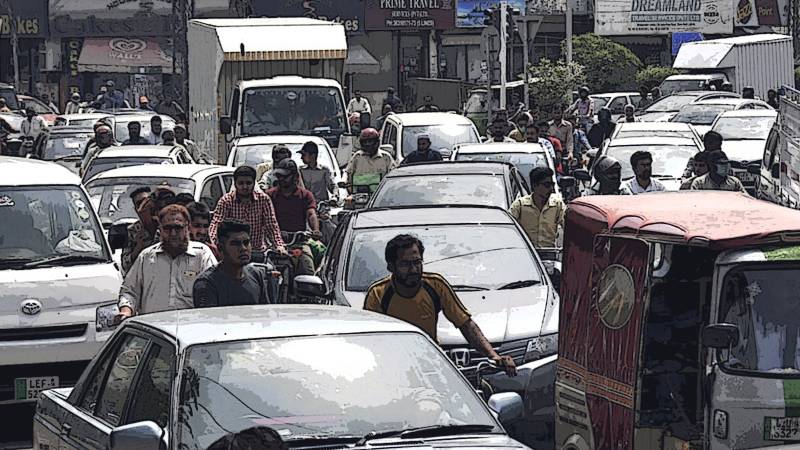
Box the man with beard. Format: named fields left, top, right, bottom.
left=122, top=122, right=148, bottom=145
left=585, top=155, right=632, bottom=195
left=121, top=187, right=175, bottom=275
left=117, top=204, right=216, bottom=319
left=624, top=151, right=665, bottom=194
left=364, top=234, right=517, bottom=377
left=193, top=220, right=273, bottom=307
left=80, top=125, right=117, bottom=177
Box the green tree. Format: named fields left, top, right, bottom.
left=566, top=34, right=642, bottom=93
left=636, top=66, right=679, bottom=92
left=527, top=58, right=587, bottom=116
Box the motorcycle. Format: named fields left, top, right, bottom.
left=317, top=199, right=339, bottom=246
left=265, top=231, right=330, bottom=305
left=338, top=181, right=381, bottom=211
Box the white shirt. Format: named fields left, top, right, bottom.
left=625, top=177, right=666, bottom=194
left=118, top=241, right=216, bottom=314
left=347, top=97, right=372, bottom=115
left=20, top=116, right=47, bottom=139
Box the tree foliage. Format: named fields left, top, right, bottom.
left=527, top=58, right=587, bottom=115
left=636, top=66, right=679, bottom=92
left=566, top=34, right=642, bottom=93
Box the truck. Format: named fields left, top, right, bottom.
left=666, top=34, right=794, bottom=99
left=187, top=18, right=353, bottom=165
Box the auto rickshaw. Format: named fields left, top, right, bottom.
left=555, top=192, right=800, bottom=450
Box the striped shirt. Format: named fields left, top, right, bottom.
left=209, top=191, right=285, bottom=252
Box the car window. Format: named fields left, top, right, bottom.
left=221, top=174, right=233, bottom=192
left=509, top=168, right=523, bottom=200
left=200, top=177, right=223, bottom=210
left=78, top=338, right=122, bottom=413
left=95, top=335, right=149, bottom=426
left=764, top=127, right=779, bottom=168
left=323, top=213, right=350, bottom=283
left=371, top=174, right=508, bottom=208
left=630, top=95, right=642, bottom=106
left=386, top=123, right=398, bottom=150
left=608, top=97, right=627, bottom=114
left=126, top=342, right=175, bottom=428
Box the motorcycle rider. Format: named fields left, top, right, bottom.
left=567, top=86, right=595, bottom=132
left=20, top=108, right=47, bottom=157
left=345, top=128, right=395, bottom=194
left=64, top=92, right=82, bottom=114
left=585, top=155, right=633, bottom=195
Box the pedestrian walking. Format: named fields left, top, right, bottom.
left=382, top=87, right=403, bottom=112
left=625, top=151, right=666, bottom=194
left=485, top=117, right=515, bottom=143
left=347, top=90, right=372, bottom=115
left=508, top=167, right=564, bottom=248
left=364, top=234, right=517, bottom=376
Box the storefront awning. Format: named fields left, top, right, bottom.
left=78, top=38, right=175, bottom=74
left=345, top=44, right=380, bottom=74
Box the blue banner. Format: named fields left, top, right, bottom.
left=456, top=0, right=526, bottom=28
left=672, top=32, right=704, bottom=56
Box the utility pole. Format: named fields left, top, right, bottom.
left=565, top=0, right=573, bottom=100
left=1, top=0, right=19, bottom=90
left=499, top=2, right=507, bottom=110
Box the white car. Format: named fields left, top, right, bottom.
left=596, top=136, right=702, bottom=191
left=589, top=91, right=642, bottom=117
left=82, top=145, right=195, bottom=183
left=609, top=122, right=704, bottom=143
left=710, top=109, right=778, bottom=193
left=0, top=157, right=122, bottom=408
left=451, top=142, right=558, bottom=191
left=54, top=113, right=113, bottom=128
left=380, top=112, right=481, bottom=163
left=637, top=91, right=741, bottom=123
left=669, top=98, right=773, bottom=136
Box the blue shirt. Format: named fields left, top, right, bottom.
left=573, top=129, right=591, bottom=157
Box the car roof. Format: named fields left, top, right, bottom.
left=591, top=92, right=639, bottom=97
left=92, top=145, right=179, bottom=158
left=670, top=91, right=740, bottom=97
left=716, top=109, right=778, bottom=118
left=353, top=205, right=514, bottom=229
left=456, top=142, right=546, bottom=154
left=238, top=76, right=342, bottom=90
left=98, top=109, right=157, bottom=116
left=388, top=112, right=475, bottom=126
left=114, top=114, right=172, bottom=123
left=57, top=113, right=112, bottom=120
left=49, top=126, right=95, bottom=134
left=85, top=164, right=232, bottom=181
left=129, top=305, right=419, bottom=348
left=692, top=98, right=759, bottom=106
left=0, top=156, right=82, bottom=186
left=607, top=137, right=699, bottom=147
left=615, top=122, right=696, bottom=131
left=386, top=161, right=511, bottom=177
left=233, top=135, right=329, bottom=146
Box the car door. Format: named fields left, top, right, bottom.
left=759, top=126, right=781, bottom=203
left=59, top=332, right=151, bottom=450
left=199, top=175, right=225, bottom=210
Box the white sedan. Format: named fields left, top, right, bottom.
left=669, top=98, right=773, bottom=136
left=82, top=145, right=195, bottom=183
left=710, top=109, right=778, bottom=193
left=609, top=122, right=703, bottom=144
left=597, top=136, right=702, bottom=191
left=451, top=142, right=558, bottom=191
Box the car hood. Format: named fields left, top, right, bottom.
left=344, top=285, right=554, bottom=344
left=344, top=434, right=529, bottom=449
left=637, top=111, right=677, bottom=122
left=721, top=139, right=767, bottom=163
left=0, top=263, right=122, bottom=327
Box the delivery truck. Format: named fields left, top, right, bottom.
left=187, top=18, right=352, bottom=164
left=666, top=34, right=794, bottom=99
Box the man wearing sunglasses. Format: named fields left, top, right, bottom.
left=508, top=167, right=565, bottom=248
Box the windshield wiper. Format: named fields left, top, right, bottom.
left=23, top=254, right=108, bottom=269
left=497, top=279, right=541, bottom=290
left=356, top=424, right=496, bottom=445
left=0, top=257, right=34, bottom=269
left=53, top=154, right=80, bottom=161
left=450, top=284, right=489, bottom=291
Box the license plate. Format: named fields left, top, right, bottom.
left=737, top=172, right=756, bottom=183
left=765, top=417, right=800, bottom=441
left=14, top=376, right=59, bottom=400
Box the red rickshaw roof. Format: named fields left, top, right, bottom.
left=569, top=192, right=800, bottom=249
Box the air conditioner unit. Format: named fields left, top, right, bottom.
left=39, top=40, right=62, bottom=72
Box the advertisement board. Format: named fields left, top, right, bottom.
left=455, top=0, right=526, bottom=27
left=595, top=0, right=734, bottom=35
left=1, top=0, right=47, bottom=37
left=252, top=0, right=364, bottom=34
left=364, top=0, right=455, bottom=30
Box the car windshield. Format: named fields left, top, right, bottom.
left=0, top=88, right=19, bottom=110
left=401, top=125, right=479, bottom=156
left=0, top=186, right=108, bottom=267
left=241, top=86, right=346, bottom=136
left=712, top=116, right=775, bottom=141
left=616, top=129, right=697, bottom=140
left=232, top=143, right=335, bottom=173
left=671, top=104, right=734, bottom=125
left=24, top=98, right=53, bottom=114
left=44, top=133, right=93, bottom=160
left=606, top=144, right=698, bottom=180
left=68, top=118, right=108, bottom=128
left=371, top=174, right=508, bottom=208
left=720, top=264, right=800, bottom=375
left=455, top=152, right=549, bottom=179
left=177, top=332, right=498, bottom=448
left=84, top=157, right=173, bottom=182
left=590, top=97, right=610, bottom=110
left=645, top=95, right=697, bottom=113
left=346, top=224, right=541, bottom=291
left=659, top=80, right=712, bottom=95
left=86, top=177, right=195, bottom=225
left=114, top=116, right=175, bottom=142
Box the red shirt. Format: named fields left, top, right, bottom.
left=209, top=191, right=284, bottom=252
left=266, top=187, right=317, bottom=233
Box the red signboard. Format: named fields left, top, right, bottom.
left=364, top=0, right=456, bottom=30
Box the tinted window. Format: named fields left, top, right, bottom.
left=241, top=87, right=346, bottom=136
left=44, top=132, right=93, bottom=160
left=608, top=97, right=627, bottom=114
left=671, top=105, right=734, bottom=125
left=371, top=174, right=508, bottom=208
left=127, top=343, right=175, bottom=428
left=96, top=335, right=149, bottom=425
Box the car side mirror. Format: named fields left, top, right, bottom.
left=702, top=323, right=739, bottom=349
left=219, top=116, right=232, bottom=135
left=294, top=275, right=327, bottom=298
left=488, top=392, right=523, bottom=424
left=108, top=222, right=130, bottom=251
left=771, top=163, right=781, bottom=179
left=360, top=112, right=372, bottom=130
left=571, top=168, right=592, bottom=182
left=747, top=163, right=761, bottom=175
left=110, top=421, right=164, bottom=450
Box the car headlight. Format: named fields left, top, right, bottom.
left=524, top=333, right=558, bottom=363
left=96, top=302, right=120, bottom=332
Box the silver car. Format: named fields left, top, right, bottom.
left=34, top=305, right=530, bottom=450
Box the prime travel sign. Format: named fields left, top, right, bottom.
left=365, top=0, right=456, bottom=30
left=595, top=0, right=734, bottom=35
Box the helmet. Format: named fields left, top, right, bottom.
left=579, top=86, right=590, bottom=94
left=360, top=128, right=380, bottom=141
left=349, top=112, right=361, bottom=126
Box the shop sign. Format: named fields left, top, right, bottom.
left=0, top=0, right=47, bottom=37
left=365, top=0, right=456, bottom=30
left=252, top=0, right=363, bottom=34
left=595, top=0, right=734, bottom=35
left=66, top=39, right=82, bottom=77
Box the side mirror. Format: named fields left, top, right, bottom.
left=108, top=222, right=130, bottom=251
left=360, top=112, right=372, bottom=130
left=771, top=163, right=780, bottom=179
left=488, top=392, right=524, bottom=424
left=379, top=144, right=394, bottom=155
left=747, top=163, right=761, bottom=175
left=702, top=323, right=739, bottom=349
left=572, top=168, right=592, bottom=182
left=558, top=176, right=576, bottom=189
left=219, top=116, right=232, bottom=135
left=110, top=421, right=163, bottom=450
left=294, top=275, right=326, bottom=298
left=337, top=134, right=356, bottom=169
